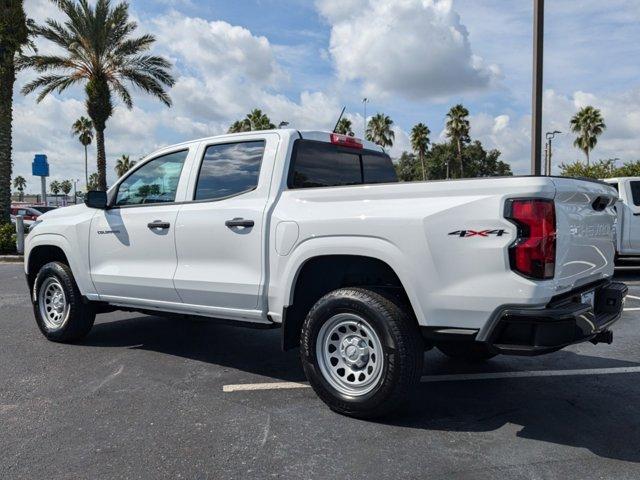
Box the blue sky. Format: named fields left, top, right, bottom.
left=14, top=0, right=640, bottom=189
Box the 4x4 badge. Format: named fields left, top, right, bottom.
left=448, top=229, right=506, bottom=237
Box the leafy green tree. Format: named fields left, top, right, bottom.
left=366, top=113, right=395, bottom=148
left=614, top=160, right=640, bottom=177
left=0, top=0, right=32, bottom=223
left=426, top=140, right=511, bottom=180
left=115, top=154, right=135, bottom=177
left=559, top=159, right=616, bottom=179
left=570, top=106, right=606, bottom=166
left=394, top=152, right=421, bottom=182
left=72, top=116, right=93, bottom=188
left=445, top=104, right=470, bottom=178
left=13, top=174, right=26, bottom=200
left=21, top=0, right=175, bottom=191
left=410, top=123, right=430, bottom=181
left=335, top=118, right=353, bottom=135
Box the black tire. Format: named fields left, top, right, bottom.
left=436, top=342, right=497, bottom=362
left=300, top=287, right=423, bottom=418
left=32, top=261, right=95, bottom=343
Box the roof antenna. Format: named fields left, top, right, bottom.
left=332, top=106, right=346, bottom=133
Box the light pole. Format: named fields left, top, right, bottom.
left=531, top=0, right=544, bottom=175
left=362, top=98, right=369, bottom=139
left=545, top=130, right=561, bottom=175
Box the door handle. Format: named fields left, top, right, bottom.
left=147, top=220, right=171, bottom=229
left=225, top=218, right=255, bottom=228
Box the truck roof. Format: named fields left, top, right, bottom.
left=148, top=129, right=385, bottom=157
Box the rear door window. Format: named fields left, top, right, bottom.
left=194, top=141, right=265, bottom=201
left=630, top=181, right=640, bottom=206
left=289, top=140, right=397, bottom=189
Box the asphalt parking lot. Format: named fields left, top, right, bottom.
left=2, top=263, right=640, bottom=479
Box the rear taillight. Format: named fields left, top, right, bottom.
left=505, top=199, right=556, bottom=280
left=330, top=133, right=363, bottom=149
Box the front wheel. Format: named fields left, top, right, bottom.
left=32, top=261, right=95, bottom=342
left=300, top=288, right=423, bottom=418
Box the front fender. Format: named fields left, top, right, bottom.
left=25, top=233, right=97, bottom=298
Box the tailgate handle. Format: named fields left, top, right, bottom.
left=591, top=196, right=609, bottom=211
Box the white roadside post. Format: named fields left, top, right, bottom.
left=15, top=215, right=25, bottom=255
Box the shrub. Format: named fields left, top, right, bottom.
left=0, top=223, right=17, bottom=255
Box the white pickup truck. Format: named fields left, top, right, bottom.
left=602, top=177, right=640, bottom=258
left=24, top=129, right=626, bottom=417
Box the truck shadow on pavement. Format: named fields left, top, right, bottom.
left=81, top=313, right=640, bottom=464
left=82, top=314, right=307, bottom=382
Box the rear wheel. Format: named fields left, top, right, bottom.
left=436, top=342, right=497, bottom=362
left=300, top=287, right=423, bottom=418
left=32, top=261, right=95, bottom=342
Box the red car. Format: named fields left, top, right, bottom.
left=11, top=206, right=43, bottom=221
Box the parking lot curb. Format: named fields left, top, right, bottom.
left=0, top=255, right=24, bottom=263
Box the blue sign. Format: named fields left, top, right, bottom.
left=32, top=154, right=49, bottom=177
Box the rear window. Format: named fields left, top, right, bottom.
left=630, top=181, right=640, bottom=206
left=288, top=140, right=397, bottom=189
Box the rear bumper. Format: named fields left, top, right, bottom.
left=477, top=280, right=627, bottom=355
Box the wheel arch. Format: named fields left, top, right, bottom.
left=281, top=252, right=421, bottom=351
left=25, top=234, right=94, bottom=297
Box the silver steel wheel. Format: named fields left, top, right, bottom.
left=38, top=277, right=69, bottom=330
left=316, top=313, right=384, bottom=396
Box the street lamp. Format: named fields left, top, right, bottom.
left=544, top=130, right=561, bottom=176
left=362, top=98, right=369, bottom=139
left=278, top=121, right=289, bottom=128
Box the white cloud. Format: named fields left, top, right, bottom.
left=316, top=0, right=500, bottom=100
left=470, top=88, right=640, bottom=174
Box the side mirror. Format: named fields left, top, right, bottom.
left=85, top=190, right=108, bottom=209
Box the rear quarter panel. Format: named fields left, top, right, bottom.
left=269, top=177, right=562, bottom=330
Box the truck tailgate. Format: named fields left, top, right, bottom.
left=552, top=178, right=617, bottom=290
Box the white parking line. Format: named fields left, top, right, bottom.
left=626, top=294, right=640, bottom=301
left=223, top=381, right=310, bottom=392
left=223, top=366, right=640, bottom=392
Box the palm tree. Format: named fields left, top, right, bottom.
left=246, top=109, right=275, bottom=130
left=445, top=104, right=470, bottom=178
left=228, top=119, right=251, bottom=133
left=21, top=0, right=175, bottom=192
left=0, top=1, right=32, bottom=223
left=87, top=172, right=99, bottom=190
left=228, top=109, right=275, bottom=132
left=335, top=118, right=353, bottom=135
left=72, top=116, right=93, bottom=188
left=50, top=180, right=61, bottom=206
left=570, top=106, right=606, bottom=165
left=410, top=123, right=431, bottom=181
left=115, top=154, right=135, bottom=177
left=60, top=179, right=72, bottom=206
left=366, top=113, right=395, bottom=148
left=13, top=175, right=26, bottom=201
